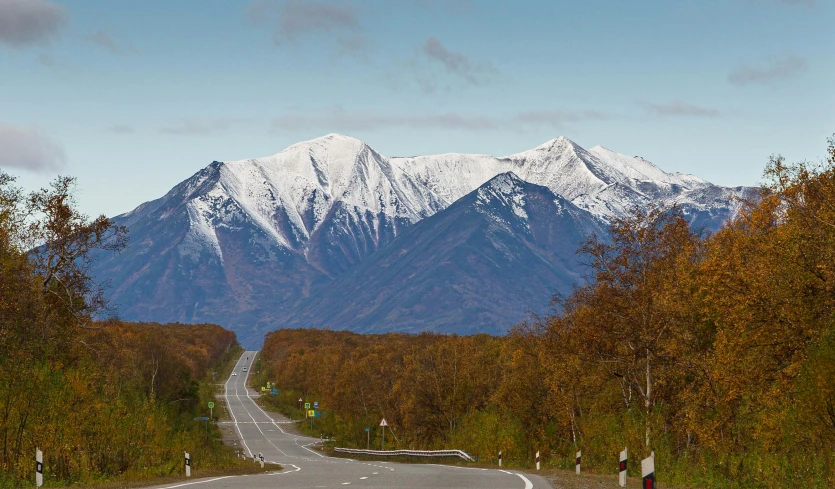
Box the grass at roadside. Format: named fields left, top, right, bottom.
left=77, top=464, right=279, bottom=489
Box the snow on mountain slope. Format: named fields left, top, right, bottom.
left=281, top=172, right=606, bottom=335
left=119, top=132, right=749, bottom=272
left=94, top=133, right=753, bottom=345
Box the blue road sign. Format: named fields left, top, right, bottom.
left=314, top=401, right=319, bottom=408
left=365, top=428, right=370, bottom=432
left=194, top=417, right=209, bottom=421
left=271, top=388, right=278, bottom=395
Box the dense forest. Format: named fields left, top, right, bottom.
left=0, top=172, right=245, bottom=487
left=259, top=138, right=835, bottom=488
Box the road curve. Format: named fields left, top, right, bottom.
left=148, top=350, right=551, bottom=489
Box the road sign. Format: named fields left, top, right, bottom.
left=314, top=401, right=318, bottom=408
left=271, top=388, right=278, bottom=395
left=194, top=417, right=209, bottom=421
left=379, top=418, right=388, bottom=427
left=308, top=409, right=315, bottom=417
left=207, top=402, right=214, bottom=409
left=267, top=382, right=271, bottom=389
left=304, top=402, right=310, bottom=409
left=365, top=427, right=370, bottom=432
left=299, top=397, right=303, bottom=403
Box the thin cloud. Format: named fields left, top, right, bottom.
left=273, top=111, right=498, bottom=132
left=422, top=37, right=496, bottom=86
left=775, top=0, right=813, bottom=6
left=641, top=101, right=721, bottom=118
left=160, top=119, right=247, bottom=136
left=0, top=0, right=66, bottom=47
left=728, top=54, right=806, bottom=85
left=106, top=125, right=134, bottom=134
left=38, top=52, right=56, bottom=67
left=0, top=123, right=66, bottom=173
left=249, top=0, right=361, bottom=45
left=86, top=29, right=137, bottom=55
left=272, top=108, right=611, bottom=132
left=514, top=110, right=611, bottom=127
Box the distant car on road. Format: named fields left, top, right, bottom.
left=243, top=367, right=247, bottom=371
left=232, top=372, right=238, bottom=376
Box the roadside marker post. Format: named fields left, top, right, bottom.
left=184, top=451, right=191, bottom=477
left=619, top=447, right=627, bottom=487
left=498, top=450, right=502, bottom=467
left=259, top=453, right=264, bottom=468
left=365, top=427, right=370, bottom=449
left=36, top=448, right=43, bottom=487
left=641, top=453, right=655, bottom=489
left=535, top=451, right=540, bottom=471
left=576, top=450, right=581, bottom=475
left=380, top=418, right=388, bottom=450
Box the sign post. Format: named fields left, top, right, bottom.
left=535, top=450, right=540, bottom=470
left=208, top=401, right=214, bottom=420
left=619, top=447, right=627, bottom=487
left=36, top=448, right=43, bottom=487
left=299, top=397, right=303, bottom=409
left=185, top=451, right=191, bottom=477
left=498, top=450, right=502, bottom=467
left=380, top=418, right=388, bottom=450
left=365, top=427, right=370, bottom=449
left=576, top=450, right=581, bottom=475
left=641, top=453, right=655, bottom=489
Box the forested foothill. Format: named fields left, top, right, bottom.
left=259, top=138, right=835, bottom=488
left=0, top=173, right=247, bottom=487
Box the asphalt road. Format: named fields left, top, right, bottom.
left=150, top=350, right=551, bottom=489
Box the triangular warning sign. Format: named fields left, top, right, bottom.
left=380, top=418, right=388, bottom=427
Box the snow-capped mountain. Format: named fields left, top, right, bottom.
left=91, top=133, right=753, bottom=346
left=280, top=172, right=606, bottom=335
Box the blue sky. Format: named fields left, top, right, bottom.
left=1, top=0, right=833, bottom=217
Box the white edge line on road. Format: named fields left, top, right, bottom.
left=157, top=475, right=234, bottom=489
left=500, top=469, right=536, bottom=489
left=271, top=464, right=301, bottom=475
left=224, top=356, right=254, bottom=458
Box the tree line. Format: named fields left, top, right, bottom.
left=0, top=172, right=242, bottom=487
left=259, top=138, right=835, bottom=487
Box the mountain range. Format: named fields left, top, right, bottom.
left=91, top=134, right=752, bottom=346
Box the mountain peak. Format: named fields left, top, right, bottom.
left=278, top=133, right=370, bottom=156
left=533, top=135, right=581, bottom=152
left=486, top=171, right=525, bottom=188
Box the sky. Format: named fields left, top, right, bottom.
left=1, top=0, right=833, bottom=218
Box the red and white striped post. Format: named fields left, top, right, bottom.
left=641, top=453, right=655, bottom=489
left=498, top=450, right=502, bottom=467
left=575, top=450, right=581, bottom=475
left=535, top=451, right=540, bottom=470
left=619, top=447, right=627, bottom=487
